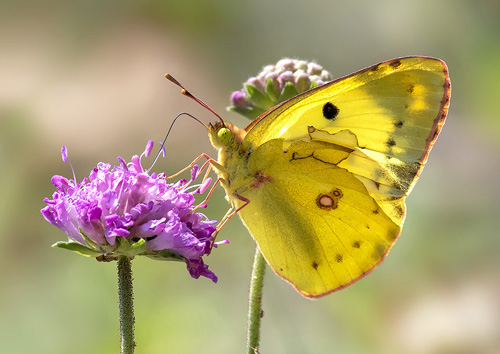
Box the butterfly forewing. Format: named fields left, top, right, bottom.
left=244, top=56, right=450, bottom=223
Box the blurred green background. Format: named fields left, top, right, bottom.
left=1, top=0, right=499, bottom=353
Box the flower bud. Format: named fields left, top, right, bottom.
left=228, top=58, right=332, bottom=119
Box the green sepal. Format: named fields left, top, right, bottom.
left=130, top=238, right=147, bottom=254
left=228, top=106, right=266, bottom=120
left=115, top=236, right=130, bottom=251
left=244, top=84, right=274, bottom=110
left=81, top=230, right=101, bottom=251
left=279, top=82, right=300, bottom=102
left=113, top=238, right=148, bottom=258
left=52, top=241, right=103, bottom=258
left=310, top=81, right=319, bottom=89
left=264, top=78, right=280, bottom=103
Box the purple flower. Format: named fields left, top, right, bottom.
left=41, top=141, right=225, bottom=282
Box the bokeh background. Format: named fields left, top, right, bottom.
left=1, top=0, right=499, bottom=353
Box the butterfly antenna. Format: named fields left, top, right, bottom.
left=147, top=112, right=208, bottom=172
left=165, top=73, right=224, bottom=124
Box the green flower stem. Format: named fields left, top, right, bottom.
left=246, top=247, right=266, bottom=354
left=118, top=256, right=135, bottom=354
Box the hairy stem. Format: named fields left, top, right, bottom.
left=246, top=247, right=266, bottom=354
left=118, top=256, right=135, bottom=354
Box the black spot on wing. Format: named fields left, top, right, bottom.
left=389, top=60, right=402, bottom=68
left=394, top=121, right=404, bottom=128
left=322, top=102, right=339, bottom=120
left=393, top=204, right=404, bottom=219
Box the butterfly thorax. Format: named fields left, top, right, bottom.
left=208, top=121, right=256, bottom=198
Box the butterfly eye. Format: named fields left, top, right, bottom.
left=322, top=102, right=339, bottom=120
left=217, top=127, right=233, bottom=146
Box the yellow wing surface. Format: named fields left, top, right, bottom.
left=211, top=56, right=450, bottom=298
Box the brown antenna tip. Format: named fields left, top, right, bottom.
left=165, top=74, right=185, bottom=90
left=164, top=73, right=224, bottom=124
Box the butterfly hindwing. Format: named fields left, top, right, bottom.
left=231, top=139, right=401, bottom=298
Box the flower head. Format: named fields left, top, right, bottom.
left=228, top=58, right=332, bottom=119
left=41, top=141, right=225, bottom=282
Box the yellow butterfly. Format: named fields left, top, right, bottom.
left=176, top=56, right=451, bottom=298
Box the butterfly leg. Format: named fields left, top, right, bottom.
left=211, top=193, right=250, bottom=241
left=190, top=177, right=222, bottom=213
left=167, top=153, right=216, bottom=180
left=167, top=153, right=227, bottom=192
left=209, top=193, right=250, bottom=251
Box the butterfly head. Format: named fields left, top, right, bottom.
left=208, top=121, right=246, bottom=149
